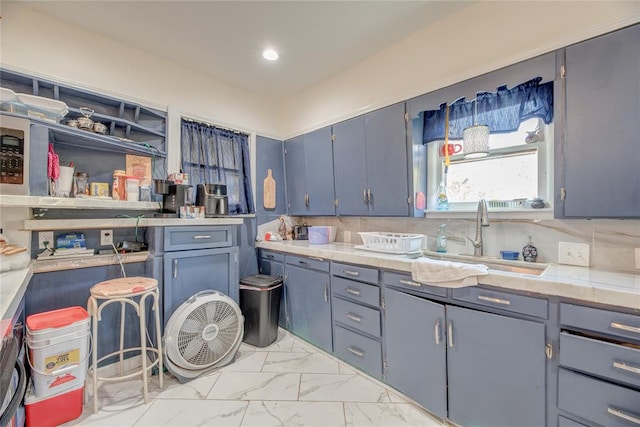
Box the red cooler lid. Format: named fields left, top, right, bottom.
left=26, top=306, right=89, bottom=331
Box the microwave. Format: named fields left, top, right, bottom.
left=0, top=116, right=30, bottom=195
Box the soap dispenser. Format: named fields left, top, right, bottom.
left=436, top=224, right=447, bottom=253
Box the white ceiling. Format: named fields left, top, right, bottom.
left=18, top=1, right=472, bottom=101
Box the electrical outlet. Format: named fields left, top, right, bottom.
left=635, top=248, right=640, bottom=269
left=558, top=242, right=590, bottom=267
left=343, top=230, right=351, bottom=243
left=38, top=231, right=54, bottom=249
left=100, top=230, right=113, bottom=246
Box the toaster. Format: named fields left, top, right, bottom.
left=293, top=224, right=309, bottom=240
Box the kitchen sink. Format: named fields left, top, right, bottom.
left=420, top=251, right=549, bottom=277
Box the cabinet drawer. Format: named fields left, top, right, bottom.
left=332, top=296, right=381, bottom=338
left=559, top=332, right=640, bottom=388
left=558, top=368, right=640, bottom=427
left=452, top=287, right=548, bottom=319
left=331, top=262, right=378, bottom=285
left=382, top=271, right=447, bottom=298
left=558, top=416, right=587, bottom=427
left=561, top=303, right=640, bottom=343
left=285, top=254, right=329, bottom=272
left=259, top=249, right=284, bottom=262
left=332, top=276, right=380, bottom=307
left=164, top=226, right=233, bottom=251
left=333, top=325, right=382, bottom=378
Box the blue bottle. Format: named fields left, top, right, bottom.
left=436, top=224, right=447, bottom=253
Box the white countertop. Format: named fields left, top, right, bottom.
left=0, top=264, right=33, bottom=337
left=24, top=217, right=245, bottom=230
left=256, top=240, right=640, bottom=310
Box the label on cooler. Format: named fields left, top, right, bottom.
left=44, top=348, right=80, bottom=374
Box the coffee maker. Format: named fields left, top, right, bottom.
left=196, top=184, right=228, bottom=217
left=157, top=183, right=193, bottom=217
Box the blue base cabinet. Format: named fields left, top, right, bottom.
left=257, top=249, right=286, bottom=328
left=284, top=255, right=332, bottom=353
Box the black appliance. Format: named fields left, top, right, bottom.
left=161, top=184, right=193, bottom=217
left=196, top=184, right=228, bottom=217
left=293, top=223, right=309, bottom=240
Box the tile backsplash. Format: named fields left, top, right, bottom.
left=294, top=216, right=640, bottom=274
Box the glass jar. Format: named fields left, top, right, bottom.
left=112, top=170, right=126, bottom=200
left=74, top=172, right=89, bottom=197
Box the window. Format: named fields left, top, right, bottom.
left=180, top=119, right=254, bottom=214
left=421, top=78, right=554, bottom=211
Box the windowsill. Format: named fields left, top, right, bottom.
left=424, top=207, right=554, bottom=221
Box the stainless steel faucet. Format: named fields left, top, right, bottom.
left=467, top=199, right=490, bottom=257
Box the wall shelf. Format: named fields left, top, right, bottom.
left=0, top=194, right=161, bottom=210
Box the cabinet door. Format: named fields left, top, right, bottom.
left=284, top=135, right=307, bottom=215
left=563, top=25, right=640, bottom=217
left=256, top=135, right=286, bottom=214
left=304, top=126, right=336, bottom=215
left=285, top=264, right=332, bottom=352
left=333, top=116, right=368, bottom=215
left=163, top=247, right=238, bottom=325
left=259, top=258, right=288, bottom=328
left=365, top=102, right=410, bottom=216
left=446, top=305, right=546, bottom=427
left=384, top=289, right=447, bottom=418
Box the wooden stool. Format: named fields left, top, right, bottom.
left=87, top=277, right=163, bottom=413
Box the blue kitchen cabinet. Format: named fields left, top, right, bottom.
left=284, top=257, right=332, bottom=352
left=258, top=249, right=287, bottom=328
left=560, top=24, right=640, bottom=218
left=446, top=305, right=546, bottom=427
left=255, top=135, right=286, bottom=215
left=332, top=103, right=409, bottom=216
left=333, top=116, right=368, bottom=215
left=284, top=127, right=335, bottom=216
left=384, top=288, right=447, bottom=418
left=365, top=102, right=410, bottom=216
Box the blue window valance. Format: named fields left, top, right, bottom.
left=422, top=77, right=554, bottom=144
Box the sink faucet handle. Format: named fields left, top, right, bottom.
left=466, top=235, right=481, bottom=248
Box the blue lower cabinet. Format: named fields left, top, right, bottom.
left=285, top=264, right=332, bottom=353
left=258, top=251, right=286, bottom=328
left=333, top=324, right=382, bottom=379
left=383, top=288, right=447, bottom=418
left=446, top=305, right=546, bottom=427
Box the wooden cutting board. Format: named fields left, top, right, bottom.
left=263, top=169, right=276, bottom=209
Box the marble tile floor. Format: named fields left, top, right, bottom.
left=63, top=329, right=450, bottom=427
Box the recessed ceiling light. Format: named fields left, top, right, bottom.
left=262, top=48, right=279, bottom=61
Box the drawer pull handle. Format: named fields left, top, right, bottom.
left=345, top=313, right=362, bottom=323
left=613, top=361, right=640, bottom=375
left=477, top=295, right=511, bottom=305
left=345, top=287, right=361, bottom=296
left=324, top=284, right=328, bottom=303
left=192, top=235, right=212, bottom=239
left=309, top=256, right=325, bottom=262
left=434, top=320, right=441, bottom=345
left=173, top=259, right=178, bottom=279
left=347, top=347, right=365, bottom=358
left=298, top=260, right=309, bottom=265
left=266, top=254, right=275, bottom=259
left=343, top=270, right=359, bottom=277
left=399, top=279, right=421, bottom=287
left=611, top=322, right=640, bottom=334
left=608, top=407, right=640, bottom=425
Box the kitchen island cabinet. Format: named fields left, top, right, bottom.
left=559, top=23, right=640, bottom=218
left=332, top=103, right=410, bottom=216
left=284, top=126, right=335, bottom=216
left=284, top=254, right=332, bottom=352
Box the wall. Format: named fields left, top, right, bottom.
left=280, top=1, right=640, bottom=137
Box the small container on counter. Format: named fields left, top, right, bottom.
left=73, top=172, right=89, bottom=197
left=126, top=177, right=140, bottom=201
left=112, top=170, right=126, bottom=200
left=90, top=182, right=110, bottom=197
left=139, top=185, right=151, bottom=202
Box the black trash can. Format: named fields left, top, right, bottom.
left=239, top=274, right=283, bottom=347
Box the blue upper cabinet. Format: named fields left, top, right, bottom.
left=332, top=103, right=410, bottom=216
left=365, top=103, right=410, bottom=216
left=285, top=127, right=336, bottom=216
left=333, top=116, right=368, bottom=215
left=255, top=135, right=286, bottom=215
left=560, top=24, right=640, bottom=218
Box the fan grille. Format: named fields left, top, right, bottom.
left=176, top=300, right=240, bottom=367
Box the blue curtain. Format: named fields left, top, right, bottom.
left=181, top=119, right=254, bottom=214
left=422, top=77, right=553, bottom=144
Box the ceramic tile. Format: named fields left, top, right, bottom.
left=218, top=349, right=267, bottom=372
left=207, top=372, right=300, bottom=400
left=344, top=402, right=446, bottom=427
left=299, top=373, right=390, bottom=402
left=290, top=338, right=317, bottom=353
left=592, top=219, right=640, bottom=273
left=63, top=398, right=150, bottom=426
left=262, top=351, right=340, bottom=374
left=90, top=377, right=164, bottom=407
left=240, top=401, right=345, bottom=427
left=132, top=399, right=247, bottom=427
left=153, top=372, right=220, bottom=400
left=241, top=332, right=296, bottom=353
left=387, top=389, right=409, bottom=403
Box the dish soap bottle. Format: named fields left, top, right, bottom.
left=436, top=224, right=447, bottom=253
left=435, top=179, right=449, bottom=210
